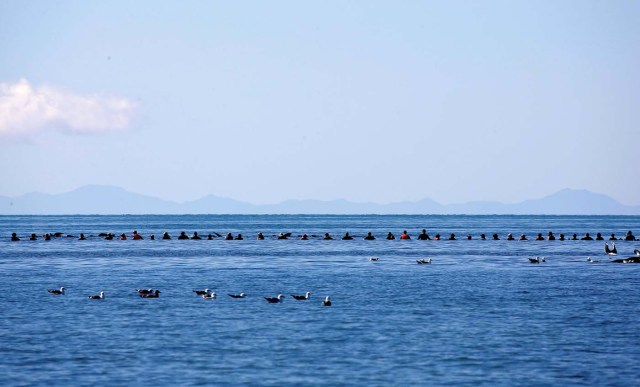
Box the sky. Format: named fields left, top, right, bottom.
left=1, top=1, right=638, bottom=206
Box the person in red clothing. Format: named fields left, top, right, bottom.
left=132, top=230, right=143, bottom=240
left=400, top=230, right=411, bottom=240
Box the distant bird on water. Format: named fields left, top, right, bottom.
left=416, top=259, right=432, bottom=264
left=322, top=296, right=332, bottom=306
left=369, top=257, right=380, bottom=261
left=193, top=288, right=211, bottom=296
left=264, top=294, right=284, bottom=303
left=202, top=292, right=217, bottom=299
left=48, top=287, right=65, bottom=295
left=228, top=293, right=246, bottom=298
left=291, top=291, right=311, bottom=300
left=88, top=291, right=105, bottom=300
left=529, top=257, right=545, bottom=264
left=135, top=288, right=154, bottom=295
left=605, top=242, right=617, bottom=256
left=140, top=290, right=160, bottom=298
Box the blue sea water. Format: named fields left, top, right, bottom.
left=1, top=215, right=640, bottom=386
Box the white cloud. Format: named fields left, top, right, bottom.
left=0, top=79, right=136, bottom=138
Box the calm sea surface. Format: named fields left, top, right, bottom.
left=1, top=215, right=640, bottom=386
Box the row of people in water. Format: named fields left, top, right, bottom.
left=9, top=229, right=638, bottom=241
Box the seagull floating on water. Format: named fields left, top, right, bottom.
left=88, top=291, right=105, bottom=300
left=369, top=257, right=380, bottom=261
left=322, top=296, right=332, bottom=306
left=228, top=293, right=246, bottom=298
left=587, top=257, right=599, bottom=263
left=416, top=259, right=432, bottom=264
left=136, top=288, right=154, bottom=295
left=193, top=288, right=211, bottom=296
left=291, top=291, right=311, bottom=300
left=140, top=290, right=161, bottom=298
left=605, top=242, right=618, bottom=256
left=202, top=292, right=217, bottom=299
left=264, top=294, right=284, bottom=303
left=48, top=287, right=65, bottom=295
left=529, top=257, right=546, bottom=264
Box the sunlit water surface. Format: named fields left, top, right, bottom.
left=1, top=215, right=639, bottom=386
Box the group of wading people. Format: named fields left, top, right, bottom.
left=9, top=229, right=639, bottom=241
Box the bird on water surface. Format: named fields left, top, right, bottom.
left=264, top=294, right=285, bottom=303
left=291, top=291, right=311, bottom=300
left=88, top=291, right=105, bottom=300
left=48, top=287, right=65, bottom=295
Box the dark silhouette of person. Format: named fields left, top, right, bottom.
left=235, top=233, right=243, bottom=240
left=466, top=234, right=472, bottom=240
left=257, top=232, right=265, bottom=240
left=323, top=233, right=333, bottom=240
left=535, top=233, right=544, bottom=241
left=625, top=230, right=637, bottom=241
left=506, top=233, right=515, bottom=241
left=105, top=233, right=114, bottom=240
left=386, top=232, right=395, bottom=240
left=277, top=233, right=288, bottom=240
left=191, top=232, right=202, bottom=240
left=609, top=233, right=617, bottom=240
left=400, top=231, right=411, bottom=240
left=11, top=232, right=20, bottom=241
left=179, top=232, right=190, bottom=240
left=342, top=232, right=353, bottom=240
left=417, top=229, right=431, bottom=240
left=434, top=233, right=441, bottom=240
left=492, top=233, right=500, bottom=240
left=480, top=234, right=486, bottom=240
left=300, top=234, right=309, bottom=240
left=364, top=232, right=375, bottom=240
left=29, top=233, right=38, bottom=240
left=150, top=234, right=155, bottom=240
left=571, top=234, right=578, bottom=240
left=79, top=233, right=86, bottom=240
left=547, top=232, right=556, bottom=241
left=449, top=233, right=456, bottom=241
left=207, top=234, right=213, bottom=240
left=44, top=233, right=51, bottom=241
left=519, top=234, right=527, bottom=241
left=559, top=233, right=566, bottom=241
left=132, top=230, right=143, bottom=240
left=581, top=233, right=593, bottom=241
left=162, top=232, right=171, bottom=240
left=595, top=233, right=604, bottom=241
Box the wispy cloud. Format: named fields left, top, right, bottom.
left=0, top=79, right=136, bottom=138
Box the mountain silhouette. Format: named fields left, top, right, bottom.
left=0, top=186, right=638, bottom=215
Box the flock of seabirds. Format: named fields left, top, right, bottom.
left=45, top=286, right=332, bottom=306
left=8, top=228, right=639, bottom=302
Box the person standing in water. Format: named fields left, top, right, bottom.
left=417, top=229, right=431, bottom=240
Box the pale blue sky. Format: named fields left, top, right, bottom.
left=1, top=1, right=638, bottom=205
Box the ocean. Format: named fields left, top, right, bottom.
left=1, top=215, right=640, bottom=386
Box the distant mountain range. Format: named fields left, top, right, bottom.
left=0, top=185, right=638, bottom=215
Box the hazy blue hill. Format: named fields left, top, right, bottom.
left=0, top=185, right=180, bottom=215
left=0, top=185, right=638, bottom=215
left=515, top=189, right=633, bottom=215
